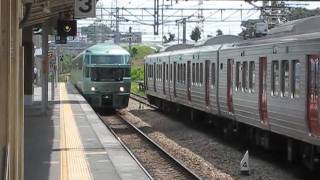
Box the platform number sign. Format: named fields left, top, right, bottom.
left=74, top=0, right=96, bottom=18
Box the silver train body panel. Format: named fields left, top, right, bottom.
left=145, top=32, right=320, bottom=146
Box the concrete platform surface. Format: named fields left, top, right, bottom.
left=24, top=83, right=150, bottom=180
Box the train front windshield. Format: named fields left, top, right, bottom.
left=91, top=55, right=130, bottom=64
left=91, top=68, right=130, bottom=82
left=88, top=55, right=131, bottom=82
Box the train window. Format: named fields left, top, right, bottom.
left=271, top=61, right=280, bottom=96
left=85, top=67, right=90, bottom=77
left=249, top=61, right=255, bottom=92
left=192, top=63, right=195, bottom=84
left=281, top=60, right=289, bottom=97
left=236, top=61, right=240, bottom=91
left=183, top=64, right=186, bottom=84
left=84, top=55, right=89, bottom=64
left=160, top=64, right=162, bottom=81
left=211, top=63, right=215, bottom=86
left=200, top=63, right=203, bottom=84
left=196, top=63, right=200, bottom=84
left=166, top=64, right=168, bottom=81
left=242, top=61, right=248, bottom=92
left=179, top=64, right=181, bottom=83
left=170, top=64, right=172, bottom=81
left=156, top=64, right=158, bottom=80
left=292, top=60, right=300, bottom=98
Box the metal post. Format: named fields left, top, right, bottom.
left=42, top=22, right=49, bottom=112
left=56, top=45, right=60, bottom=86
left=177, top=22, right=180, bottom=44
left=161, top=0, right=164, bottom=45
left=115, top=7, right=120, bottom=44
left=182, top=18, right=186, bottom=44
left=129, top=26, right=132, bottom=52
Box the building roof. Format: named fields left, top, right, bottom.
left=26, top=0, right=75, bottom=27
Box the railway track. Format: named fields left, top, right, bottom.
left=130, top=93, right=155, bottom=108
left=99, top=110, right=201, bottom=180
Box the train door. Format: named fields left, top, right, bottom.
left=307, top=55, right=320, bottom=136
left=259, top=57, right=269, bottom=126
left=144, top=64, right=147, bottom=90
left=227, top=59, right=234, bottom=113
left=187, top=61, right=191, bottom=101
left=174, top=62, right=177, bottom=97
left=163, top=62, right=166, bottom=95
left=169, top=58, right=171, bottom=99
left=153, top=62, right=156, bottom=92
left=205, top=60, right=210, bottom=106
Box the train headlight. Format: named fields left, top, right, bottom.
left=119, top=86, right=125, bottom=92
left=91, top=87, right=96, bottom=91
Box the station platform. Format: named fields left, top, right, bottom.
left=24, top=83, right=150, bottom=180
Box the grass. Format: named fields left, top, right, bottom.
left=122, top=44, right=156, bottom=67
left=131, top=82, right=145, bottom=97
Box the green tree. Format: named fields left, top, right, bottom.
left=130, top=47, right=138, bottom=58
left=287, top=7, right=320, bottom=21
left=61, top=54, right=74, bottom=73
left=216, top=29, right=223, bottom=36
left=190, top=26, right=201, bottom=42
left=81, top=22, right=112, bottom=43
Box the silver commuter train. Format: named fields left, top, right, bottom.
left=144, top=16, right=320, bottom=169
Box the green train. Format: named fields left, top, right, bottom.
left=70, top=43, right=131, bottom=109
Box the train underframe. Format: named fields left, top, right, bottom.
left=147, top=94, right=320, bottom=171
left=85, top=93, right=129, bottom=109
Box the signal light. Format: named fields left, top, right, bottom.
left=57, top=20, right=77, bottom=37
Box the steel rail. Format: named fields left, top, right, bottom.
left=116, top=111, right=202, bottom=180
left=97, top=114, right=154, bottom=180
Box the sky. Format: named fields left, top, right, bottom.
left=78, top=1, right=320, bottom=42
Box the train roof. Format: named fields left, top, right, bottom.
left=145, top=15, right=320, bottom=59
left=85, top=43, right=130, bottom=56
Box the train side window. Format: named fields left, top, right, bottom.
left=85, top=67, right=90, bottom=77
left=242, top=61, right=248, bottom=92
left=271, top=61, right=280, bottom=96
left=249, top=61, right=255, bottom=92
left=166, top=64, right=169, bottom=81
left=292, top=60, right=300, bottom=98
left=236, top=61, right=240, bottom=91
left=151, top=65, right=153, bottom=78
left=84, top=55, right=89, bottom=64
left=178, top=64, right=181, bottom=83
left=196, top=63, right=200, bottom=84
left=156, top=64, right=158, bottom=80
left=192, top=63, right=195, bottom=84
left=160, top=64, right=162, bottom=81
left=200, top=63, right=203, bottom=84
left=211, top=63, right=215, bottom=86
left=170, top=64, right=172, bottom=81
left=281, top=60, right=289, bottom=97
left=183, top=64, right=186, bottom=84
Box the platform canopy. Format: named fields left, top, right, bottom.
left=26, top=0, right=74, bottom=27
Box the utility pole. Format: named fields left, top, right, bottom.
left=182, top=18, right=186, bottom=44
left=161, top=0, right=164, bottom=44
left=129, top=26, right=132, bottom=52
left=41, top=21, right=49, bottom=113
left=154, top=0, right=159, bottom=35
left=115, top=7, right=120, bottom=44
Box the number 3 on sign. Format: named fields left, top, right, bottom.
left=75, top=0, right=96, bottom=18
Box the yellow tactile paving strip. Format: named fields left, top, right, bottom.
left=60, top=83, right=93, bottom=180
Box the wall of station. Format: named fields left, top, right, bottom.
left=0, top=0, right=24, bottom=179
